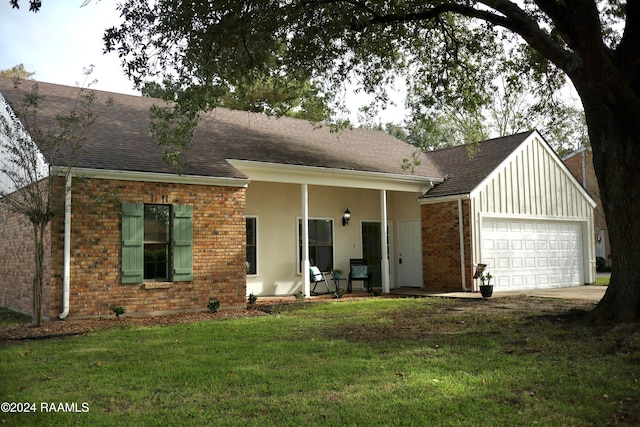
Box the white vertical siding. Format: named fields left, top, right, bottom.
left=0, top=92, right=49, bottom=194
left=473, top=136, right=592, bottom=218
left=469, top=135, right=596, bottom=284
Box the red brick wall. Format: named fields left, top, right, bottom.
left=564, top=150, right=610, bottom=265
left=44, top=177, right=247, bottom=319
left=0, top=184, right=52, bottom=319
left=421, top=200, right=472, bottom=291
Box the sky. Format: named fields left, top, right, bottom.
left=0, top=1, right=138, bottom=95
left=0, top=1, right=406, bottom=124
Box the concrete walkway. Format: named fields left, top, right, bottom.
left=391, top=285, right=607, bottom=301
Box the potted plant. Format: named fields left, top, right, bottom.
left=480, top=272, right=494, bottom=299
left=331, top=269, right=343, bottom=279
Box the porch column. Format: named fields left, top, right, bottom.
left=380, top=189, right=390, bottom=294
left=301, top=184, right=311, bottom=297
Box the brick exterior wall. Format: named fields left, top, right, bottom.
left=0, top=176, right=247, bottom=320
left=563, top=150, right=610, bottom=266
left=421, top=200, right=473, bottom=291
left=0, top=184, right=52, bottom=319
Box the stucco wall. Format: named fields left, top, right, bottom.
left=245, top=181, right=423, bottom=295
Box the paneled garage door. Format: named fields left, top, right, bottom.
left=481, top=218, right=584, bottom=290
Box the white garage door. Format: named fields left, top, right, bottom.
left=481, top=218, right=584, bottom=291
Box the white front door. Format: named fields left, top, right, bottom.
left=397, top=220, right=422, bottom=287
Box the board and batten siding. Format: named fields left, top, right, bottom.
left=469, top=135, right=596, bottom=283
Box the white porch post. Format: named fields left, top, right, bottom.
left=301, top=184, right=311, bottom=297
left=380, top=189, right=390, bottom=294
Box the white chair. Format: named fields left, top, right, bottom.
left=310, top=266, right=331, bottom=295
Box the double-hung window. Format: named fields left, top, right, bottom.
left=298, top=218, right=334, bottom=272
left=246, top=217, right=257, bottom=275
left=121, top=202, right=193, bottom=283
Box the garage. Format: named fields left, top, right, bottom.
left=481, top=217, right=585, bottom=290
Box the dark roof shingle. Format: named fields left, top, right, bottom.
left=421, top=131, right=534, bottom=198
left=0, top=77, right=444, bottom=181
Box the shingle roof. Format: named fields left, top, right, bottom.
left=1, top=78, right=532, bottom=193
left=0, top=77, right=444, bottom=181
left=421, top=131, right=534, bottom=198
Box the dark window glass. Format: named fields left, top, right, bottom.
left=144, top=205, right=170, bottom=280
left=299, top=219, right=333, bottom=272
left=246, top=217, right=257, bottom=275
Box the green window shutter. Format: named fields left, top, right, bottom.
left=172, top=204, right=193, bottom=282
left=121, top=202, right=144, bottom=284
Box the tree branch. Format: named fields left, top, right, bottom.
left=344, top=0, right=579, bottom=75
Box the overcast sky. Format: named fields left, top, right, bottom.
left=0, top=1, right=138, bottom=94
left=0, top=0, right=406, bottom=123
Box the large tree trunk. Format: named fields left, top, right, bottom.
left=578, top=89, right=640, bottom=323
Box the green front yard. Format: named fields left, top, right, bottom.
left=1, top=297, right=638, bottom=426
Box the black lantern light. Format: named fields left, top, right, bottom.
left=342, top=209, right=351, bottom=226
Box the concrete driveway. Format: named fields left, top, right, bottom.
left=392, top=285, right=607, bottom=301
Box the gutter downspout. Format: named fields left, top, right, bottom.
left=458, top=198, right=468, bottom=291
left=58, top=174, right=72, bottom=319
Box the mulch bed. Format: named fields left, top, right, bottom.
left=0, top=295, right=353, bottom=342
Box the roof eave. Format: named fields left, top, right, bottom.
left=227, top=159, right=443, bottom=192
left=52, top=166, right=249, bottom=188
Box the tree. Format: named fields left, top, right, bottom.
left=0, top=64, right=36, bottom=80
left=0, top=70, right=110, bottom=325
left=141, top=75, right=332, bottom=122
left=8, top=0, right=93, bottom=12
left=104, top=1, right=638, bottom=323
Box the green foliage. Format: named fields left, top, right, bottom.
left=481, top=272, right=493, bottom=286
left=332, top=288, right=344, bottom=299
left=247, top=293, right=258, bottom=304
left=111, top=306, right=125, bottom=318
left=207, top=299, right=221, bottom=313
left=294, top=291, right=305, bottom=300
left=0, top=64, right=35, bottom=79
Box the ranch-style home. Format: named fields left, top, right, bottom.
left=0, top=77, right=596, bottom=319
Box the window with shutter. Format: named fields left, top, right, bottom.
left=121, top=202, right=193, bottom=283
left=172, top=204, right=193, bottom=282
left=121, top=202, right=144, bottom=283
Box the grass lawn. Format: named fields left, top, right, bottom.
left=1, top=297, right=638, bottom=426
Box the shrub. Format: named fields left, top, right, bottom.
left=294, top=291, right=305, bottom=300
left=332, top=289, right=345, bottom=299
left=207, top=299, right=221, bottom=313
left=111, top=306, right=125, bottom=318
left=248, top=293, right=258, bottom=304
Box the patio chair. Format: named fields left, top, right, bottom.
left=310, top=266, right=332, bottom=295
left=348, top=258, right=370, bottom=293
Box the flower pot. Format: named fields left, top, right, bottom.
left=480, top=285, right=494, bottom=299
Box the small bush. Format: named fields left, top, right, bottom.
left=596, top=256, right=606, bottom=271
left=207, top=299, right=221, bottom=313
left=248, top=293, right=258, bottom=304
left=332, top=289, right=345, bottom=299
left=294, top=291, right=305, bottom=300
left=111, top=306, right=125, bottom=318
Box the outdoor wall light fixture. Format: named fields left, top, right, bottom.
left=342, top=209, right=351, bottom=226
